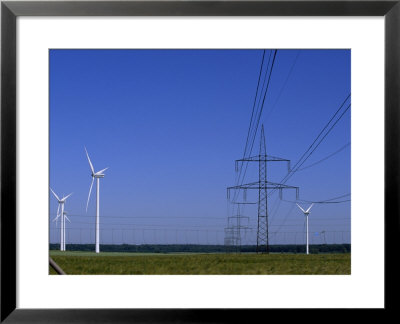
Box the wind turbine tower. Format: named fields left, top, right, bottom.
left=50, top=188, right=72, bottom=251
left=85, top=147, right=108, bottom=254
left=62, top=210, right=71, bottom=250
left=296, top=203, right=314, bottom=255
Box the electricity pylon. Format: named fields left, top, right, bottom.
left=224, top=202, right=253, bottom=251
left=227, top=125, right=299, bottom=253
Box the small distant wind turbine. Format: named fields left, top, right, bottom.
left=296, top=203, right=314, bottom=255
left=54, top=210, right=72, bottom=251
left=63, top=210, right=71, bottom=249
left=85, top=147, right=108, bottom=254
left=320, top=230, right=327, bottom=245
left=50, top=188, right=72, bottom=251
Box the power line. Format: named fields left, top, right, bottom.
left=233, top=50, right=278, bottom=203
left=228, top=55, right=352, bottom=249
left=270, top=201, right=296, bottom=234
left=291, top=104, right=351, bottom=174
left=54, top=224, right=227, bottom=229
left=293, top=94, right=350, bottom=169
left=233, top=50, right=274, bottom=200
left=296, top=199, right=350, bottom=204
left=246, top=50, right=278, bottom=163
left=319, top=193, right=351, bottom=201
left=271, top=217, right=351, bottom=222
left=282, top=193, right=351, bottom=204
left=281, top=95, right=350, bottom=182
left=52, top=224, right=350, bottom=230
left=264, top=50, right=301, bottom=123
left=242, top=50, right=266, bottom=160
left=268, top=95, right=351, bottom=200
left=296, top=142, right=350, bottom=171
left=49, top=214, right=227, bottom=220
left=267, top=95, right=351, bottom=224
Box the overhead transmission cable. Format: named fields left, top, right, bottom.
left=267, top=94, right=351, bottom=222
left=230, top=50, right=269, bottom=209
left=268, top=93, right=351, bottom=198
left=291, top=104, right=351, bottom=173
left=242, top=50, right=266, bottom=160
left=296, top=142, right=350, bottom=171
left=232, top=50, right=278, bottom=203
left=264, top=50, right=301, bottom=123
left=283, top=95, right=350, bottom=178
left=282, top=193, right=351, bottom=204
left=233, top=50, right=272, bottom=198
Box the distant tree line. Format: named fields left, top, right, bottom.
left=50, top=243, right=350, bottom=254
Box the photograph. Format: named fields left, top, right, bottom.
left=2, top=0, right=396, bottom=319
left=49, top=48, right=351, bottom=275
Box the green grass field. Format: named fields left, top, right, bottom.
left=50, top=251, right=351, bottom=275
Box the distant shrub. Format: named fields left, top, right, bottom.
left=50, top=243, right=351, bottom=254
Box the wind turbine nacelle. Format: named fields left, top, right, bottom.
left=95, top=174, right=105, bottom=178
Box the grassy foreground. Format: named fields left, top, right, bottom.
left=50, top=251, right=350, bottom=275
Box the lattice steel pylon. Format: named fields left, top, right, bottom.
left=258, top=126, right=268, bottom=252
left=227, top=125, right=299, bottom=253
left=224, top=202, right=252, bottom=251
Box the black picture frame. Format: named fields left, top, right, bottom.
left=1, top=0, right=398, bottom=322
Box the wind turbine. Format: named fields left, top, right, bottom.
left=53, top=210, right=72, bottom=251
left=50, top=188, right=72, bottom=251
left=85, top=147, right=108, bottom=254
left=62, top=210, right=71, bottom=250
left=296, top=203, right=314, bottom=255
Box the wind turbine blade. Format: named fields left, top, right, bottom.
left=61, top=192, right=73, bottom=202
left=85, top=147, right=95, bottom=174
left=53, top=206, right=60, bottom=227
left=296, top=203, right=306, bottom=213
left=53, top=217, right=59, bottom=229
left=86, top=177, right=94, bottom=212
left=95, top=167, right=108, bottom=175
left=306, top=203, right=314, bottom=213
left=50, top=188, right=60, bottom=201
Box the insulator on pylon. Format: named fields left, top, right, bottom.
left=296, top=188, right=299, bottom=199
left=279, top=188, right=282, bottom=200
left=227, top=189, right=230, bottom=200
left=235, top=161, right=238, bottom=172
left=244, top=189, right=247, bottom=201
left=287, top=161, right=291, bottom=172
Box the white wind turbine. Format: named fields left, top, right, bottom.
left=296, top=203, right=314, bottom=255
left=50, top=188, right=73, bottom=251
left=85, top=147, right=108, bottom=254
left=58, top=210, right=72, bottom=251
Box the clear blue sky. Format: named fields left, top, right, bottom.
left=49, top=49, right=350, bottom=246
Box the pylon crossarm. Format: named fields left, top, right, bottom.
left=235, top=155, right=290, bottom=171
left=227, top=181, right=299, bottom=190
left=227, top=181, right=259, bottom=190
left=236, top=154, right=289, bottom=162
left=265, top=181, right=299, bottom=189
